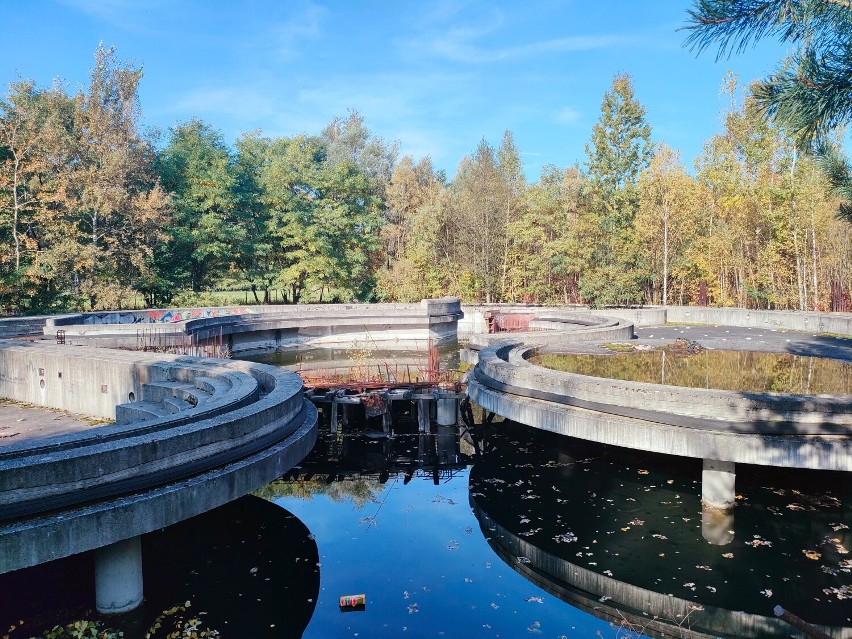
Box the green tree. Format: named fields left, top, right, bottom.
left=260, top=134, right=382, bottom=303
left=158, top=118, right=241, bottom=294
left=684, top=0, right=852, bottom=218
left=581, top=73, right=653, bottom=306
left=448, top=138, right=504, bottom=302
left=321, top=109, right=398, bottom=199
left=497, top=130, right=524, bottom=300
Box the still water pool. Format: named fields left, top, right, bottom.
left=533, top=349, right=852, bottom=395
left=1, top=418, right=849, bottom=638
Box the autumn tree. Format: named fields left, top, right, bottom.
left=448, top=139, right=505, bottom=302
left=636, top=144, right=697, bottom=305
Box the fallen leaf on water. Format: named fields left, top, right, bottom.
left=638, top=470, right=649, bottom=475
left=803, top=549, right=822, bottom=560
left=760, top=589, right=773, bottom=597
left=722, top=553, right=734, bottom=558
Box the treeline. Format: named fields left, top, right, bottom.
left=1, top=48, right=850, bottom=313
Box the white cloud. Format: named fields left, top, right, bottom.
left=270, top=1, right=328, bottom=60
left=556, top=107, right=581, bottom=125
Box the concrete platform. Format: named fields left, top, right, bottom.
left=0, top=400, right=109, bottom=448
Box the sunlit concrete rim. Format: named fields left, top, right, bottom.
left=469, top=351, right=852, bottom=471
left=495, top=343, right=852, bottom=427
left=41, top=297, right=464, bottom=353
left=0, top=410, right=316, bottom=573
left=0, top=339, right=319, bottom=575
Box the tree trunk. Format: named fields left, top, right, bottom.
left=662, top=212, right=669, bottom=306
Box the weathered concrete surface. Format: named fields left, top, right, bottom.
left=0, top=400, right=106, bottom=446
left=469, top=375, right=852, bottom=471
left=0, top=340, right=317, bottom=574
left=0, top=316, right=51, bottom=338
left=0, top=410, right=315, bottom=574
left=461, top=303, right=852, bottom=338
left=467, top=313, right=634, bottom=350
left=94, top=536, right=143, bottom=614
left=42, top=297, right=464, bottom=354
left=468, top=329, right=852, bottom=471
left=478, top=343, right=852, bottom=428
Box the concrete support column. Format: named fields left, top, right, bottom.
left=701, top=459, right=736, bottom=510
left=95, top=536, right=144, bottom=614
left=436, top=397, right=457, bottom=426
left=417, top=399, right=431, bottom=433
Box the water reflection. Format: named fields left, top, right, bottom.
left=0, top=496, right=319, bottom=639
left=244, top=346, right=462, bottom=383
left=533, top=350, right=852, bottom=394
left=470, top=424, right=851, bottom=638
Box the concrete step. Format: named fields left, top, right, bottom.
left=142, top=381, right=210, bottom=407
left=163, top=396, right=194, bottom=414
left=115, top=401, right=173, bottom=425
left=192, top=375, right=231, bottom=397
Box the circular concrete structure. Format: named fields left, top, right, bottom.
left=0, top=342, right=317, bottom=573
left=0, top=297, right=463, bottom=612
left=466, top=309, right=852, bottom=509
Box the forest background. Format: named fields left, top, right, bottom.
left=1, top=45, right=849, bottom=314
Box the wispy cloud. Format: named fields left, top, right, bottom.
left=429, top=34, right=638, bottom=64
left=270, top=1, right=328, bottom=60
left=556, top=107, right=581, bottom=125
left=59, top=0, right=170, bottom=34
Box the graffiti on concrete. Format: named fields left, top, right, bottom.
left=80, top=307, right=260, bottom=325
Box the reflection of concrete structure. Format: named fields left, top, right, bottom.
left=470, top=497, right=850, bottom=639
left=0, top=341, right=316, bottom=613
left=467, top=311, right=852, bottom=509
left=288, top=423, right=467, bottom=486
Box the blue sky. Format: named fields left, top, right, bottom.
left=1, top=0, right=790, bottom=180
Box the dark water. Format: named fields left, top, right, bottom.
left=0, top=497, right=319, bottom=638
left=1, top=419, right=849, bottom=638
left=533, top=350, right=852, bottom=395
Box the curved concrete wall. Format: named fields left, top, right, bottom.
left=469, top=344, right=852, bottom=471
left=467, top=313, right=634, bottom=350
left=461, top=303, right=852, bottom=337
left=495, top=345, right=852, bottom=427
left=0, top=341, right=317, bottom=573
left=43, top=297, right=464, bottom=354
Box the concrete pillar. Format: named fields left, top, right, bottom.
left=382, top=409, right=393, bottom=435
left=417, top=398, right=431, bottom=433
left=330, top=399, right=339, bottom=432
left=701, top=459, right=736, bottom=510
left=95, top=536, right=144, bottom=614
left=436, top=396, right=458, bottom=426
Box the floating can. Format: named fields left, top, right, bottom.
left=339, top=593, right=366, bottom=608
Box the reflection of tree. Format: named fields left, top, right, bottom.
left=255, top=476, right=382, bottom=509
left=533, top=350, right=852, bottom=394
